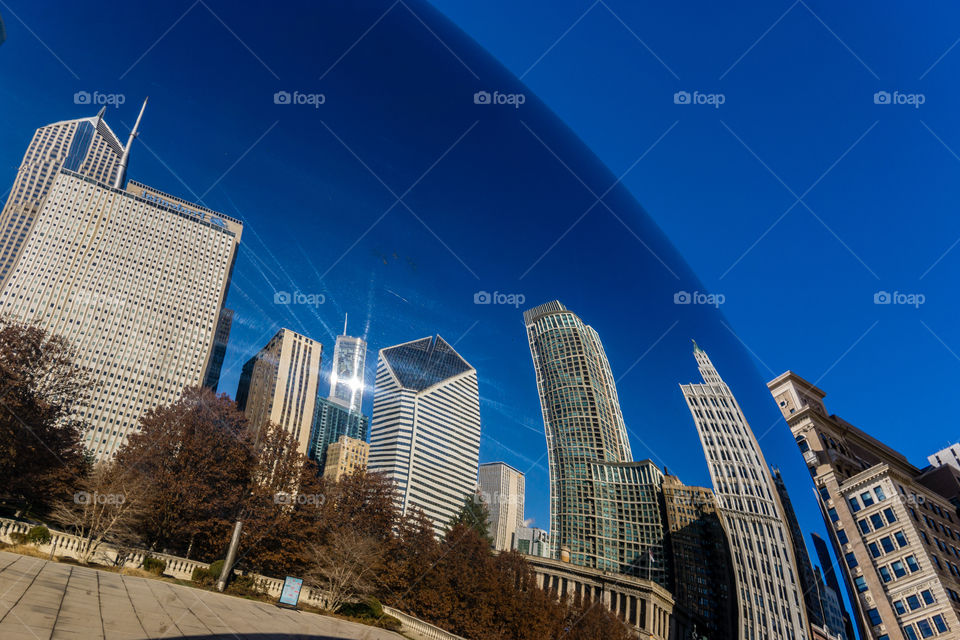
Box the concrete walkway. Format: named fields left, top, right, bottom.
left=0, top=551, right=406, bottom=640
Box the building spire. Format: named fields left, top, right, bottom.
left=113, top=97, right=148, bottom=190
left=343, top=313, right=348, bottom=336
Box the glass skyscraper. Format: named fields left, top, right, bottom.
left=526, top=300, right=669, bottom=579
left=328, top=325, right=366, bottom=413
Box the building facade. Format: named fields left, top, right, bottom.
left=661, top=473, right=736, bottom=639
left=928, top=444, right=960, bottom=474
left=769, top=371, right=960, bottom=640
left=368, top=335, right=481, bottom=535
left=202, top=307, right=233, bottom=392
left=681, top=344, right=810, bottom=640
left=0, top=123, right=242, bottom=461
left=322, top=435, right=369, bottom=482
left=812, top=532, right=857, bottom=640
left=478, top=462, right=525, bottom=552
left=524, top=300, right=635, bottom=569
left=0, top=110, right=123, bottom=287
left=236, top=328, right=321, bottom=455
left=515, top=526, right=550, bottom=557
left=328, top=324, right=366, bottom=413
left=307, top=396, right=369, bottom=472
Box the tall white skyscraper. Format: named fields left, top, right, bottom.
left=368, top=335, right=480, bottom=536
left=479, top=462, right=525, bottom=551
left=0, top=128, right=242, bottom=461
left=328, top=316, right=366, bottom=413
left=0, top=109, right=124, bottom=287
left=681, top=343, right=809, bottom=640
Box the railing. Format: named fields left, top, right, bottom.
left=382, top=606, right=468, bottom=640
left=0, top=517, right=460, bottom=637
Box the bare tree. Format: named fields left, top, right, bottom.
left=49, top=463, right=147, bottom=564
left=306, top=531, right=383, bottom=612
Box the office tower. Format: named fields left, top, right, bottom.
left=929, top=444, right=960, bottom=473
left=812, top=567, right=849, bottom=640
left=307, top=396, right=369, bottom=471
left=203, top=307, right=233, bottom=392
left=368, top=335, right=481, bottom=535
left=661, top=473, right=736, bottom=640
left=236, top=328, right=321, bottom=455
left=479, top=462, right=525, bottom=552
left=515, top=526, right=550, bottom=557
left=322, top=435, right=369, bottom=482
left=681, top=343, right=809, bottom=640
left=0, top=109, right=124, bottom=287
left=769, top=372, right=960, bottom=640
left=774, top=468, right=827, bottom=632
left=525, top=301, right=636, bottom=570
left=0, top=108, right=241, bottom=462
left=811, top=533, right=857, bottom=640
left=328, top=316, right=366, bottom=413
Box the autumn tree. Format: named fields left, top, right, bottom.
left=0, top=316, right=90, bottom=512
left=306, top=531, right=383, bottom=611
left=48, top=462, right=148, bottom=564
left=114, top=386, right=254, bottom=559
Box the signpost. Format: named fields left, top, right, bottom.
left=277, top=576, right=303, bottom=610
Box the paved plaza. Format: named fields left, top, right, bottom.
left=0, top=551, right=406, bottom=640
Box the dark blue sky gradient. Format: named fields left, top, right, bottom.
left=1, top=3, right=958, bottom=602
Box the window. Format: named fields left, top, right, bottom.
left=885, top=507, right=898, bottom=523
left=907, top=556, right=920, bottom=572
left=881, top=536, right=895, bottom=553
left=871, top=513, right=886, bottom=530
left=869, top=542, right=881, bottom=558
left=933, top=615, right=948, bottom=633
left=922, top=590, right=934, bottom=605
left=875, top=486, right=887, bottom=501
left=849, top=496, right=861, bottom=512
left=907, top=595, right=921, bottom=610
left=845, top=552, right=859, bottom=568
left=859, top=519, right=871, bottom=534
left=867, top=608, right=882, bottom=626
left=903, top=625, right=918, bottom=640
left=917, top=620, right=934, bottom=638
left=829, top=507, right=840, bottom=522
left=893, top=560, right=907, bottom=577
left=819, top=486, right=830, bottom=501
left=894, top=600, right=906, bottom=614
left=837, top=529, right=849, bottom=544
left=895, top=531, right=908, bottom=547
left=862, top=491, right=876, bottom=507
left=855, top=576, right=868, bottom=592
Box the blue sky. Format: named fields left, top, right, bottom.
left=1, top=0, right=959, bottom=607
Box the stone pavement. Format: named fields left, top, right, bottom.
left=0, top=551, right=407, bottom=640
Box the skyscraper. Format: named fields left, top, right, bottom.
left=236, top=328, right=321, bottom=455
left=661, top=472, right=736, bottom=640
left=681, top=343, right=809, bottom=640
left=769, top=371, right=960, bottom=640
left=328, top=317, right=366, bottom=413
left=479, top=462, right=525, bottom=552
left=203, top=307, right=234, bottom=392
left=524, top=301, right=634, bottom=569
left=811, top=533, right=857, bottom=640
left=773, top=468, right=827, bottom=633
left=0, top=109, right=124, bottom=287
left=322, top=435, right=369, bottom=482
left=306, top=320, right=369, bottom=472
left=0, top=107, right=241, bottom=462
left=368, top=335, right=481, bottom=535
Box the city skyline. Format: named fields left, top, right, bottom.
left=4, top=4, right=960, bottom=620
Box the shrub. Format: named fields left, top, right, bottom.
left=8, top=532, right=28, bottom=545
left=142, top=556, right=166, bottom=576
left=192, top=559, right=225, bottom=586
left=26, top=526, right=51, bottom=545
left=225, top=573, right=261, bottom=596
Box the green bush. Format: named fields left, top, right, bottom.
left=338, top=597, right=399, bottom=630
left=142, top=556, right=166, bottom=576
left=192, top=559, right=225, bottom=586
left=225, top=573, right=261, bottom=596
left=26, top=526, right=51, bottom=545
left=9, top=532, right=28, bottom=545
